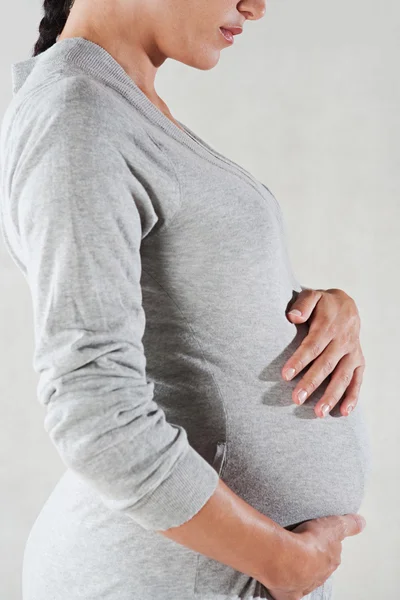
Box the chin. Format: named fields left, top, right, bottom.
left=192, top=57, right=220, bottom=71
left=176, top=48, right=220, bottom=71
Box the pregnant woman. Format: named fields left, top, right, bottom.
left=0, top=0, right=372, bottom=599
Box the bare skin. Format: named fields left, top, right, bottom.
left=57, top=2, right=367, bottom=596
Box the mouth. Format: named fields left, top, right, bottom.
left=219, top=26, right=242, bottom=44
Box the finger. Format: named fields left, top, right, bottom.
left=336, top=514, right=367, bottom=540
left=319, top=514, right=366, bottom=543
left=313, top=353, right=357, bottom=418
left=292, top=344, right=343, bottom=409
left=282, top=329, right=333, bottom=383
left=286, top=289, right=322, bottom=323
left=338, top=364, right=364, bottom=417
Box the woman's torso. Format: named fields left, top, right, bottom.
left=5, top=38, right=372, bottom=600
left=23, top=128, right=371, bottom=600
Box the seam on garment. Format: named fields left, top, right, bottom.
left=0, top=74, right=68, bottom=276
left=115, top=99, right=275, bottom=218
left=173, top=144, right=283, bottom=226
left=4, top=74, right=68, bottom=188
left=141, top=266, right=230, bottom=476
left=146, top=120, right=278, bottom=236
left=142, top=267, right=230, bottom=600
left=15, top=58, right=275, bottom=223
left=165, top=124, right=275, bottom=210
left=260, top=182, right=284, bottom=229
left=146, top=131, right=281, bottom=247
left=22, top=62, right=275, bottom=227
left=167, top=148, right=283, bottom=247
left=56, top=46, right=257, bottom=197
left=145, top=132, right=183, bottom=237
left=48, top=70, right=183, bottom=240
left=58, top=68, right=184, bottom=239
left=9, top=69, right=183, bottom=246
left=43, top=67, right=183, bottom=240
left=176, top=121, right=265, bottom=185
left=9, top=72, right=67, bottom=123
left=185, top=148, right=271, bottom=207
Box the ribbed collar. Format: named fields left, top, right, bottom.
left=11, top=36, right=225, bottom=162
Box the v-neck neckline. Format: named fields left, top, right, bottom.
left=12, top=36, right=261, bottom=185
left=43, top=38, right=228, bottom=160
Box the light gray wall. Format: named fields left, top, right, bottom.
left=1, top=1, right=398, bottom=598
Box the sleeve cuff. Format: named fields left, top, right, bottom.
left=124, top=443, right=221, bottom=532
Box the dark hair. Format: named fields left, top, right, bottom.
left=32, top=0, right=74, bottom=57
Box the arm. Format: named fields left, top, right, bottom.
left=2, top=78, right=300, bottom=588
left=159, top=477, right=300, bottom=589
left=2, top=79, right=219, bottom=532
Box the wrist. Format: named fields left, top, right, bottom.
left=257, top=526, right=306, bottom=590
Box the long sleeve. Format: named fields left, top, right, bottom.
left=1, top=80, right=219, bottom=532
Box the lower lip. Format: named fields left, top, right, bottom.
left=219, top=27, right=234, bottom=44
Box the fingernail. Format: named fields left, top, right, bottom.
left=298, top=389, right=308, bottom=404
left=321, top=403, right=330, bottom=417
left=288, top=309, right=302, bottom=317
left=347, top=404, right=354, bottom=415
left=285, top=368, right=296, bottom=380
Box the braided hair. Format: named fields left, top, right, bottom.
left=32, top=0, right=74, bottom=56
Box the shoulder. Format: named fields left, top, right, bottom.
left=12, top=72, right=143, bottom=143
left=2, top=68, right=165, bottom=184
left=1, top=67, right=181, bottom=238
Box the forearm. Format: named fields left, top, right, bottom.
left=157, top=477, right=298, bottom=589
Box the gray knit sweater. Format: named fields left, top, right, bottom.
left=0, top=37, right=371, bottom=544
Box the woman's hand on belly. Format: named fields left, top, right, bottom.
left=264, top=512, right=367, bottom=600
left=282, top=287, right=365, bottom=420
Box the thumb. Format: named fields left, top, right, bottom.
left=333, top=514, right=367, bottom=541
left=286, top=307, right=307, bottom=322
left=286, top=304, right=311, bottom=323
left=286, top=288, right=322, bottom=322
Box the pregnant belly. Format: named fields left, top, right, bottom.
left=192, top=372, right=372, bottom=600
left=194, top=358, right=371, bottom=600
left=222, top=389, right=372, bottom=528
left=207, top=313, right=373, bottom=526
